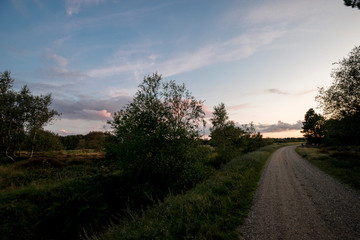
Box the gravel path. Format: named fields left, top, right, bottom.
left=239, top=145, right=360, bottom=240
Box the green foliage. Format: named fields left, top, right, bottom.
left=301, top=108, right=325, bottom=144
left=296, top=146, right=360, bottom=190
left=106, top=73, right=207, bottom=196
left=210, top=103, right=266, bottom=167
left=312, top=45, right=360, bottom=146
left=59, top=132, right=109, bottom=150
left=317, top=45, right=360, bottom=119
left=210, top=103, right=244, bottom=167
left=60, top=135, right=82, bottom=150
left=0, top=71, right=60, bottom=160
left=32, top=130, right=64, bottom=151
left=95, top=144, right=285, bottom=240
left=210, top=102, right=228, bottom=129
left=324, top=112, right=360, bottom=145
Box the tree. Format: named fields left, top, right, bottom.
left=210, top=102, right=228, bottom=130
left=32, top=130, right=64, bottom=151
left=343, top=0, right=360, bottom=9
left=107, top=73, right=206, bottom=194
left=210, top=103, right=246, bottom=167
left=301, top=108, right=325, bottom=144
left=317, top=45, right=360, bottom=119
left=210, top=103, right=242, bottom=148
left=241, top=122, right=265, bottom=152
left=83, top=131, right=109, bottom=150
left=0, top=71, right=59, bottom=160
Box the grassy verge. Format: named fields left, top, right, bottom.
left=94, top=144, right=287, bottom=240
left=296, top=146, right=360, bottom=191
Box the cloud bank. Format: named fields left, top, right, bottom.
left=256, top=120, right=302, bottom=133
left=52, top=95, right=131, bottom=121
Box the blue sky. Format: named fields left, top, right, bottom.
left=1, top=0, right=359, bottom=137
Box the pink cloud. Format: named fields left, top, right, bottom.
left=202, top=104, right=213, bottom=118
left=57, top=129, right=69, bottom=136
left=82, top=109, right=112, bottom=120
left=227, top=103, right=250, bottom=111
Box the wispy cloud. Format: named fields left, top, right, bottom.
left=256, top=120, right=302, bottom=133
left=11, top=0, right=26, bottom=13
left=295, top=89, right=317, bottom=96
left=45, top=48, right=68, bottom=68
left=42, top=48, right=84, bottom=80
left=266, top=88, right=316, bottom=96
left=267, top=88, right=289, bottom=95
left=53, top=36, right=71, bottom=47
left=227, top=103, right=251, bottom=111
left=6, top=46, right=27, bottom=55
left=65, top=0, right=106, bottom=16
left=88, top=28, right=285, bottom=78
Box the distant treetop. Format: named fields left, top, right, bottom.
left=344, top=0, right=360, bottom=9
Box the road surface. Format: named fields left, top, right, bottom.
left=239, top=145, right=360, bottom=240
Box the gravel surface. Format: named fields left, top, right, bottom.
left=239, top=145, right=360, bottom=240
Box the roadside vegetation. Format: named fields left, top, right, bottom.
left=301, top=45, right=360, bottom=146
left=299, top=44, right=360, bottom=192
left=94, top=144, right=288, bottom=240
left=296, top=146, right=360, bottom=191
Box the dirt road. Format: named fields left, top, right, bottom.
left=239, top=145, right=360, bottom=240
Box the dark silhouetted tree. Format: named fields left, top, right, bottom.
left=210, top=102, right=228, bottom=130
left=84, top=131, right=109, bottom=150
left=317, top=45, right=360, bottom=119
left=344, top=0, right=360, bottom=9
left=33, top=130, right=63, bottom=151
left=301, top=108, right=325, bottom=144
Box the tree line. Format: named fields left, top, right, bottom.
left=0, top=71, right=115, bottom=160
left=302, top=45, right=360, bottom=145
left=1, top=70, right=270, bottom=200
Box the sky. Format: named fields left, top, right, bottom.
left=1, top=0, right=359, bottom=138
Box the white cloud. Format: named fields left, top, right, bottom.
left=45, top=48, right=68, bottom=68
left=65, top=0, right=106, bottom=16
left=53, top=36, right=71, bottom=47
left=42, top=48, right=84, bottom=80
left=266, top=88, right=317, bottom=96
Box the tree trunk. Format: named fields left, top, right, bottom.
left=29, top=130, right=37, bottom=159
left=5, top=147, right=15, bottom=162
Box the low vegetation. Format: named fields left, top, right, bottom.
left=94, top=144, right=287, bottom=240
left=296, top=146, right=360, bottom=191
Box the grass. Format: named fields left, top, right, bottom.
left=0, top=150, right=114, bottom=240
left=0, top=150, right=106, bottom=192
left=296, top=145, right=360, bottom=191
left=93, top=143, right=288, bottom=240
